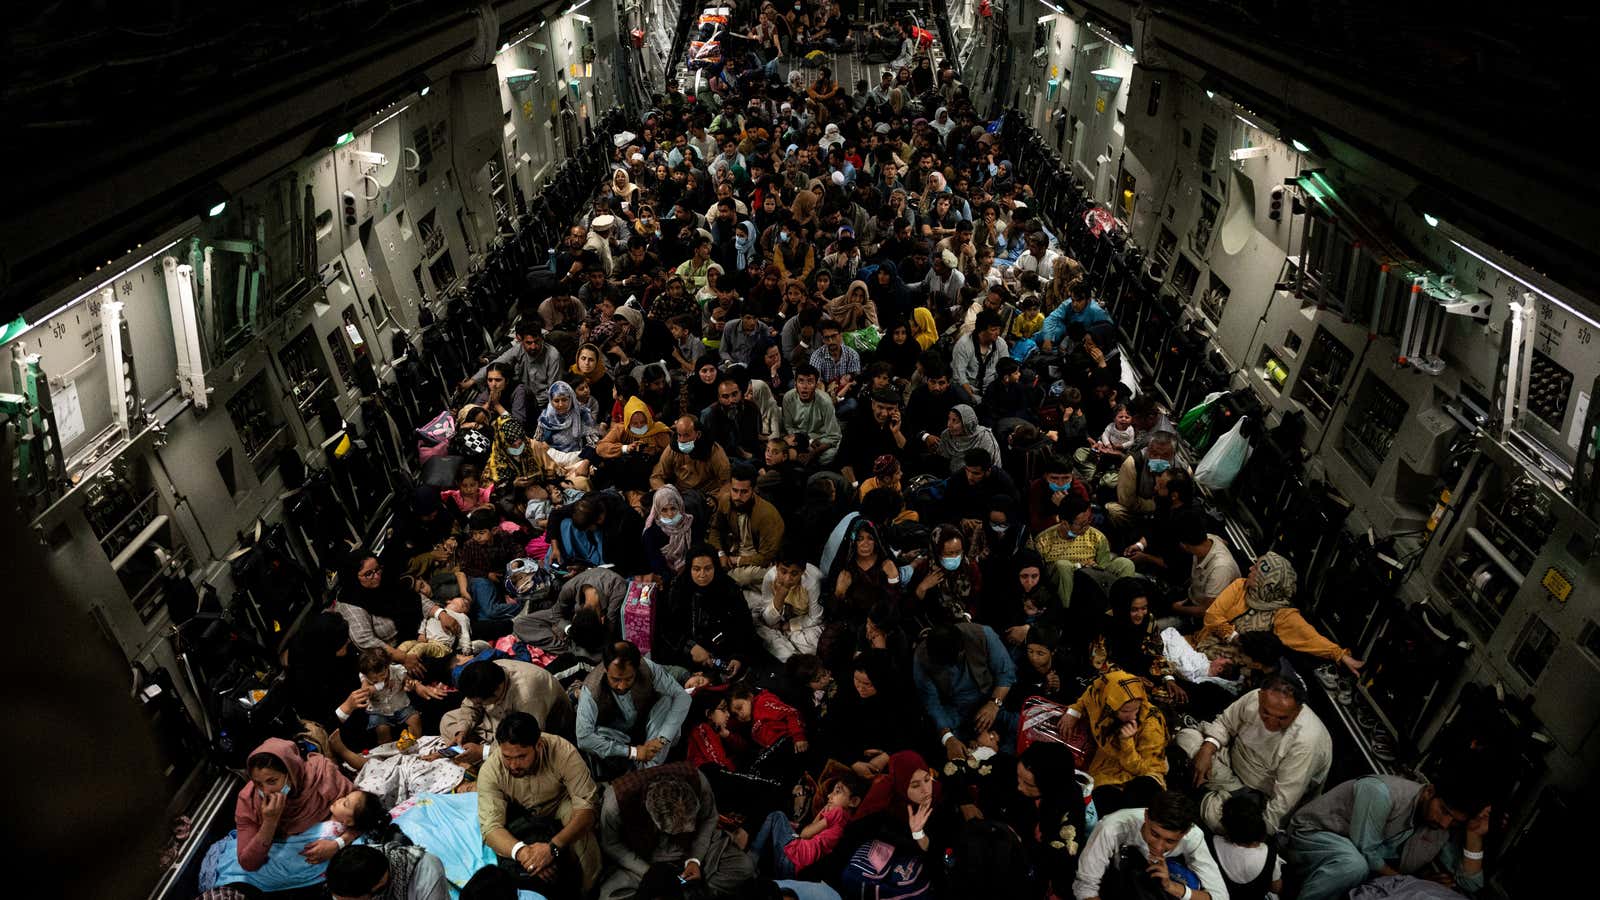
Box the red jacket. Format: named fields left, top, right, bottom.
left=751, top=690, right=806, bottom=747
left=687, top=722, right=735, bottom=770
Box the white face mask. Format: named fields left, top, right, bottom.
left=369, top=680, right=387, bottom=692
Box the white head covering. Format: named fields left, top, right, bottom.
left=590, top=214, right=616, bottom=233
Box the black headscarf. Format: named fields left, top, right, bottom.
left=1101, top=576, right=1159, bottom=674
left=286, top=613, right=358, bottom=729
left=341, top=553, right=424, bottom=644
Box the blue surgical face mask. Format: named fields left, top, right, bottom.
left=659, top=513, right=682, bottom=527
left=1048, top=480, right=1070, bottom=493
left=506, top=444, right=524, bottom=456
left=779, top=231, right=791, bottom=243
left=989, top=522, right=1010, bottom=535
left=1147, top=458, right=1171, bottom=474
left=940, top=555, right=962, bottom=572
left=1063, top=529, right=1078, bottom=540
left=677, top=440, right=696, bottom=453
left=630, top=423, right=650, bottom=435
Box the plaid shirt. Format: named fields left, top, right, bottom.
left=809, top=344, right=861, bottom=384
left=458, top=531, right=518, bottom=579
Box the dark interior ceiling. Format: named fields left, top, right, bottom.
left=2, top=1, right=1597, bottom=305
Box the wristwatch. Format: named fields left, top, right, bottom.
left=548, top=841, right=564, bottom=860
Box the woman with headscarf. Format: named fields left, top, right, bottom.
left=827, top=517, right=903, bottom=626
left=929, top=107, right=956, bottom=139
left=1061, top=668, right=1169, bottom=816
left=1194, top=551, right=1364, bottom=673
left=985, top=548, right=1061, bottom=648
left=336, top=552, right=453, bottom=679
left=661, top=544, right=757, bottom=674
left=824, top=279, right=879, bottom=331
left=234, top=738, right=354, bottom=870
left=868, top=259, right=911, bottom=325
left=286, top=613, right=373, bottom=769
left=642, top=484, right=698, bottom=582
left=484, top=415, right=553, bottom=490
left=733, top=220, right=760, bottom=272
left=569, top=343, right=615, bottom=418
left=1004, top=743, right=1088, bottom=899
left=843, top=750, right=970, bottom=882
left=789, top=188, right=821, bottom=231
left=1086, top=576, right=1182, bottom=704
left=827, top=650, right=926, bottom=775
left=746, top=378, right=782, bottom=442
left=591, top=395, right=672, bottom=490
left=536, top=382, right=598, bottom=458
left=819, top=122, right=845, bottom=151
left=910, top=304, right=939, bottom=350
left=873, top=319, right=922, bottom=381
left=933, top=404, right=1002, bottom=474
left=612, top=167, right=640, bottom=214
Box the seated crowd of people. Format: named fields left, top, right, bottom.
left=202, top=6, right=1500, bottom=899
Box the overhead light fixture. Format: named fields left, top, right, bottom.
left=1448, top=237, right=1600, bottom=330
left=1423, top=213, right=1439, bottom=227
left=1291, top=139, right=1311, bottom=153
left=565, top=0, right=593, bottom=13
left=419, top=85, right=430, bottom=96
left=334, top=131, right=355, bottom=147
left=1037, top=0, right=1064, bottom=13
left=1123, top=43, right=1135, bottom=53
left=207, top=201, right=228, bottom=217
left=499, top=41, right=510, bottom=52
left=1205, top=90, right=1215, bottom=99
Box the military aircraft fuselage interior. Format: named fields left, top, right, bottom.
left=5, top=2, right=1595, bottom=899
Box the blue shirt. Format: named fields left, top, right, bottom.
left=912, top=625, right=1017, bottom=733
left=1041, top=299, right=1114, bottom=344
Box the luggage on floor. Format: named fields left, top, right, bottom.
left=622, top=579, right=657, bottom=655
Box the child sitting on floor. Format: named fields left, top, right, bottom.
left=356, top=649, right=424, bottom=743
left=1206, top=793, right=1283, bottom=900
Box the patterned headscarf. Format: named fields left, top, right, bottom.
left=1244, top=551, right=1297, bottom=611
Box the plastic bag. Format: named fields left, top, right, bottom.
left=1176, top=390, right=1226, bottom=452
left=843, top=325, right=882, bottom=352
left=1193, top=415, right=1252, bottom=490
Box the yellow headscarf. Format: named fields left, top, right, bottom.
left=1076, top=669, right=1159, bottom=746
left=912, top=306, right=939, bottom=349
left=621, top=396, right=669, bottom=440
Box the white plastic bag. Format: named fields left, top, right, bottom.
left=1194, top=415, right=1252, bottom=490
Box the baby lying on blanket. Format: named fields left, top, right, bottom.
left=1159, top=627, right=1242, bottom=689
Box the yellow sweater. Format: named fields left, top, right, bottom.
left=1198, top=579, right=1349, bottom=662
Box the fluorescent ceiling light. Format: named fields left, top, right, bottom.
left=334, top=131, right=355, bottom=147
left=566, top=0, right=593, bottom=13
left=1205, top=90, right=1215, bottom=99
left=207, top=201, right=227, bottom=217
left=419, top=85, right=430, bottom=96
left=1037, top=0, right=1064, bottom=13
left=1450, top=238, right=1600, bottom=330
left=24, top=238, right=184, bottom=336
left=1291, top=139, right=1311, bottom=153
left=1423, top=213, right=1439, bottom=227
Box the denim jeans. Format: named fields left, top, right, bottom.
left=469, top=576, right=519, bottom=621
left=749, top=810, right=798, bottom=879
